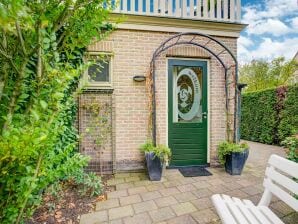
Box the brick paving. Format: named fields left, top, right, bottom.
left=80, top=141, right=297, bottom=224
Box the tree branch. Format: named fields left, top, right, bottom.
left=16, top=153, right=43, bottom=224
left=0, top=46, right=22, bottom=75
left=0, top=48, right=12, bottom=59
left=53, top=2, right=71, bottom=33
left=1, top=59, right=28, bottom=132
left=15, top=21, right=27, bottom=56
left=37, top=22, right=42, bottom=78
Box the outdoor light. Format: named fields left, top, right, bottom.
left=133, top=75, right=146, bottom=82
left=237, top=83, right=247, bottom=91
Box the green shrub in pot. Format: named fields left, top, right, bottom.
left=217, top=141, right=249, bottom=175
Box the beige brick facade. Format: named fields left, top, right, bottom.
left=79, top=29, right=238, bottom=173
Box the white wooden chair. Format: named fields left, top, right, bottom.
left=212, top=154, right=298, bottom=224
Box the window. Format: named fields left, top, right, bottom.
left=84, top=52, right=112, bottom=88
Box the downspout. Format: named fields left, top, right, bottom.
left=237, top=83, right=247, bottom=142
left=233, top=64, right=238, bottom=143
left=152, top=60, right=157, bottom=146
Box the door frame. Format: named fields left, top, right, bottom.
left=166, top=57, right=211, bottom=164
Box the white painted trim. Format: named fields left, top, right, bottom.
left=117, top=23, right=242, bottom=37
left=82, top=52, right=114, bottom=89
left=166, top=57, right=211, bottom=164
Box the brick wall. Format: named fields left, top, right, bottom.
left=80, top=29, right=237, bottom=172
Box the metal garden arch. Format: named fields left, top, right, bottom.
left=149, top=32, right=240, bottom=145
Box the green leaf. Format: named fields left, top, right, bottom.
left=31, top=109, right=40, bottom=120
left=40, top=100, right=48, bottom=109
left=43, top=37, right=50, bottom=44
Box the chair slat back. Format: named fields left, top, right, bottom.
left=264, top=154, right=298, bottom=211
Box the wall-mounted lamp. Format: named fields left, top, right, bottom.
left=133, top=75, right=146, bottom=82
left=237, top=83, right=247, bottom=91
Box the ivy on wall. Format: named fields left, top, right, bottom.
left=241, top=84, right=298, bottom=145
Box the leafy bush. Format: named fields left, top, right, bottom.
left=241, top=89, right=277, bottom=144
left=241, top=84, right=298, bottom=145
left=278, top=84, right=298, bottom=142
left=72, top=171, right=103, bottom=197
left=217, top=141, right=249, bottom=165
left=0, top=1, right=113, bottom=223
left=140, top=141, right=172, bottom=165
left=282, top=137, right=298, bottom=163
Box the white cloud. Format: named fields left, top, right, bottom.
left=242, top=0, right=298, bottom=24
left=246, top=19, right=292, bottom=36
left=238, top=36, right=253, bottom=47
left=238, top=0, right=298, bottom=63
left=242, top=0, right=298, bottom=37
left=291, top=17, right=298, bottom=29
left=238, top=37, right=298, bottom=64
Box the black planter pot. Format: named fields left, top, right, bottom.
left=145, top=152, right=163, bottom=181
left=225, top=149, right=249, bottom=175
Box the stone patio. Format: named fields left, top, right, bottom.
left=80, top=141, right=297, bottom=224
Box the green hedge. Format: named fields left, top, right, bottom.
left=278, top=85, right=298, bottom=142
left=241, top=89, right=277, bottom=144
left=241, top=84, right=298, bottom=145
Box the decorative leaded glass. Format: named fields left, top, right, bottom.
left=173, top=66, right=203, bottom=123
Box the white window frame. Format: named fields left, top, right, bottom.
left=83, top=51, right=113, bottom=89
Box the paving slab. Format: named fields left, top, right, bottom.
left=192, top=188, right=213, bottom=198
left=166, top=214, right=197, bottom=224
left=159, top=187, right=180, bottom=196
left=192, top=180, right=212, bottom=189
left=148, top=207, right=176, bottom=222
left=282, top=212, right=298, bottom=224
left=154, top=196, right=178, bottom=208
left=108, top=205, right=134, bottom=220
left=191, top=197, right=213, bottom=210
left=140, top=190, right=162, bottom=201
left=123, top=212, right=152, bottom=224
left=191, top=209, right=219, bottom=224
left=119, top=194, right=142, bottom=206
left=132, top=200, right=158, bottom=214
left=80, top=210, right=108, bottom=224
left=171, top=202, right=197, bottom=216
left=80, top=141, right=295, bottom=224
left=128, top=186, right=148, bottom=195
left=107, top=189, right=128, bottom=199
left=116, top=182, right=135, bottom=190
left=174, top=191, right=196, bottom=203
left=96, top=198, right=119, bottom=211
left=146, top=183, right=165, bottom=191
left=177, top=183, right=196, bottom=192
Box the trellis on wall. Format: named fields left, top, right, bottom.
left=147, top=32, right=240, bottom=145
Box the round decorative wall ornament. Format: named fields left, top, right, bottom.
left=177, top=68, right=201, bottom=121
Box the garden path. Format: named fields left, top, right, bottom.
left=80, top=141, right=297, bottom=224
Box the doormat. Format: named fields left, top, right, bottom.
left=178, top=167, right=212, bottom=177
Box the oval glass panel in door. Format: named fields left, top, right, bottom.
left=175, top=67, right=203, bottom=123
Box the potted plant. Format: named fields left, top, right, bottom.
left=140, top=141, right=171, bottom=181
left=217, top=141, right=249, bottom=175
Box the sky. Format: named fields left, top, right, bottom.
left=238, top=0, right=298, bottom=64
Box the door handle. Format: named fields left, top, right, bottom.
left=202, top=112, right=208, bottom=119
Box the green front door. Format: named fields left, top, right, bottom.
left=168, top=59, right=208, bottom=166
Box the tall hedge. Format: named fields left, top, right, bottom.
left=241, top=84, right=298, bottom=145
left=241, top=89, right=277, bottom=144
left=278, top=84, right=298, bottom=142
